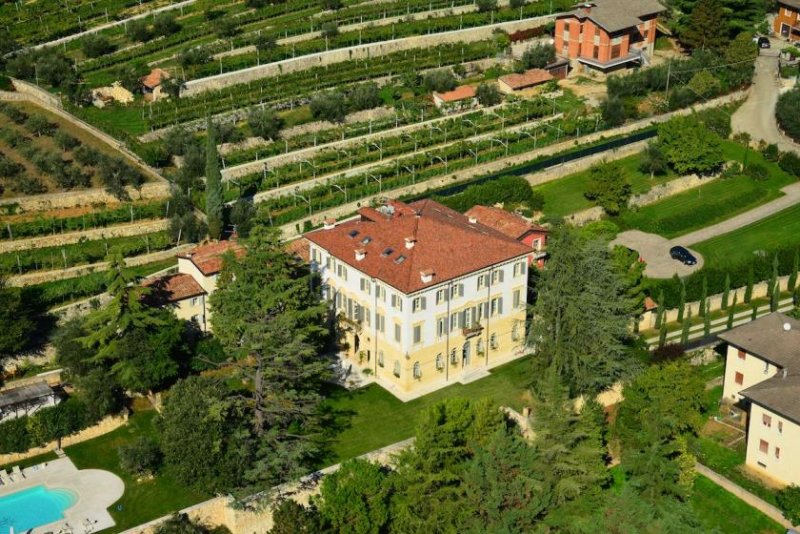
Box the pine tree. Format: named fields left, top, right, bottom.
left=677, top=281, right=687, bottom=322
left=205, top=117, right=224, bottom=239
left=744, top=265, right=754, bottom=303
left=727, top=293, right=738, bottom=330
left=721, top=273, right=731, bottom=310
left=680, top=0, right=729, bottom=52
left=788, top=250, right=799, bottom=294
left=680, top=307, right=692, bottom=346
left=699, top=277, right=708, bottom=317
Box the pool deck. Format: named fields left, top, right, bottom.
left=0, top=457, right=124, bottom=534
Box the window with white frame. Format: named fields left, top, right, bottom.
left=393, top=360, right=401, bottom=377
left=360, top=277, right=371, bottom=295
left=477, top=274, right=488, bottom=290
left=477, top=338, right=484, bottom=354
left=490, top=297, right=504, bottom=317
left=450, top=312, right=458, bottom=332
left=436, top=288, right=448, bottom=304
left=376, top=313, right=385, bottom=333
left=490, top=333, right=498, bottom=349
left=391, top=294, right=403, bottom=310
left=512, top=321, right=521, bottom=341
left=437, top=317, right=447, bottom=338
left=513, top=289, right=522, bottom=309
left=513, top=261, right=526, bottom=277
left=413, top=324, right=422, bottom=344
left=492, top=270, right=504, bottom=284
left=413, top=361, right=421, bottom=379
left=375, top=284, right=386, bottom=301
left=412, top=296, right=427, bottom=312
left=378, top=350, right=384, bottom=367
left=394, top=323, right=402, bottom=343
left=450, top=348, right=458, bottom=364
left=450, top=284, right=464, bottom=299
left=436, top=353, right=444, bottom=370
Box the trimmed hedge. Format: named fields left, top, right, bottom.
left=0, top=397, right=95, bottom=454
left=776, top=89, right=800, bottom=143
left=434, top=175, right=539, bottom=213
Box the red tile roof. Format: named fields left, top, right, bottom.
left=498, top=69, right=553, bottom=90
left=644, top=296, right=658, bottom=311
left=464, top=205, right=548, bottom=241
left=140, top=68, right=171, bottom=89
left=177, top=239, right=246, bottom=276
left=143, top=273, right=205, bottom=304
left=306, top=199, right=531, bottom=294
left=286, top=237, right=311, bottom=263
left=433, top=85, right=477, bottom=103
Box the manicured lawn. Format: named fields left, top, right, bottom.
left=690, top=475, right=783, bottom=534
left=321, top=356, right=535, bottom=463
left=534, top=152, right=676, bottom=219
left=65, top=409, right=208, bottom=533
left=692, top=203, right=800, bottom=270
left=615, top=141, right=797, bottom=238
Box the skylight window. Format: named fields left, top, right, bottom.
left=348, top=230, right=359, bottom=238
left=382, top=247, right=394, bottom=257
left=394, top=255, right=406, bottom=264
left=361, top=236, right=372, bottom=245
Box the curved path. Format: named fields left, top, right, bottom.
left=612, top=182, right=800, bottom=278
left=731, top=42, right=800, bottom=154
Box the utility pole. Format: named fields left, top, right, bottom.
left=665, top=60, right=672, bottom=107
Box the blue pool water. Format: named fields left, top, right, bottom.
left=0, top=485, right=78, bottom=532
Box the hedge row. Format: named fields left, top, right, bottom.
left=0, top=398, right=97, bottom=454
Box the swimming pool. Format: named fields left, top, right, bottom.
left=0, top=485, right=78, bottom=532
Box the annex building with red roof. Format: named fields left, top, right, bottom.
left=464, top=205, right=550, bottom=269
left=431, top=85, right=478, bottom=112
left=305, top=199, right=531, bottom=399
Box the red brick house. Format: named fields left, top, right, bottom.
left=464, top=205, right=549, bottom=268
left=554, top=0, right=665, bottom=72
left=775, top=0, right=800, bottom=41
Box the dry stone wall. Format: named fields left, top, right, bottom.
left=0, top=182, right=170, bottom=213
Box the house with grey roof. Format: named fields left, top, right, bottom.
left=718, top=312, right=800, bottom=486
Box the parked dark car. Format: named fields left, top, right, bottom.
left=756, top=36, right=771, bottom=48
left=670, top=246, right=697, bottom=266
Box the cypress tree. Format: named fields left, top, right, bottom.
left=771, top=281, right=780, bottom=312
left=205, top=117, right=224, bottom=240
left=788, top=250, right=799, bottom=294
left=726, top=292, right=738, bottom=330
left=768, top=254, right=779, bottom=298
left=659, top=319, right=668, bottom=348
left=680, top=307, right=692, bottom=346
left=721, top=273, right=730, bottom=310
left=751, top=302, right=758, bottom=321
left=655, top=290, right=665, bottom=328
left=699, top=276, right=708, bottom=317
left=703, top=300, right=711, bottom=336
left=677, top=281, right=686, bottom=322
left=744, top=265, right=754, bottom=304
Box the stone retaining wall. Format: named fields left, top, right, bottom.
left=181, top=15, right=556, bottom=96
left=0, top=182, right=170, bottom=213
left=0, top=218, right=170, bottom=254
left=0, top=413, right=128, bottom=466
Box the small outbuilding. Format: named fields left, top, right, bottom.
left=432, top=85, right=477, bottom=111
left=0, top=382, right=61, bottom=422
left=141, top=68, right=172, bottom=101
left=498, top=69, right=554, bottom=94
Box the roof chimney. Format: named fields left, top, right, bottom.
left=323, top=218, right=336, bottom=230
left=405, top=236, right=416, bottom=249
left=355, top=248, right=366, bottom=261
left=468, top=215, right=478, bottom=224
left=420, top=269, right=435, bottom=283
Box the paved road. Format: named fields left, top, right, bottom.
left=695, top=463, right=794, bottom=529
left=613, top=182, right=800, bottom=278
left=731, top=44, right=800, bottom=154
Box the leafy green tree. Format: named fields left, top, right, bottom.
left=777, top=89, right=800, bottom=143
left=255, top=33, right=276, bottom=53
left=658, top=116, right=723, bottom=175
left=321, top=22, right=339, bottom=38
left=248, top=107, right=283, bottom=140
left=310, top=90, right=348, bottom=123
left=75, top=368, right=123, bottom=420
left=269, top=500, right=321, bottom=534
left=205, top=117, right=224, bottom=239
left=422, top=69, right=457, bottom=93
left=777, top=485, right=800, bottom=526
left=210, top=228, right=328, bottom=487
left=686, top=70, right=721, bottom=99
left=615, top=361, right=705, bottom=501
left=321, top=0, right=342, bottom=9
left=510, top=0, right=527, bottom=7
left=475, top=82, right=502, bottom=107
left=476, top=0, right=498, bottom=12
left=159, top=376, right=252, bottom=492
left=724, top=32, right=758, bottom=87
left=521, top=43, right=555, bottom=69
left=82, top=34, right=115, bottom=58
left=639, top=142, right=667, bottom=178
left=119, top=436, right=162, bottom=476
left=600, top=96, right=628, bottom=127
left=229, top=198, right=257, bottom=237
left=679, top=0, right=729, bottom=51
left=348, top=82, right=381, bottom=112
left=584, top=160, right=632, bottom=215
left=0, top=278, right=37, bottom=359
left=127, top=19, right=152, bottom=42
left=215, top=17, right=239, bottom=38
left=528, top=229, right=636, bottom=394
left=316, top=459, right=392, bottom=533
left=153, top=14, right=181, bottom=37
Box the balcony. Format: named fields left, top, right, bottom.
left=462, top=324, right=483, bottom=339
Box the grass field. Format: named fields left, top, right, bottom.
left=320, top=356, right=534, bottom=463
left=690, top=475, right=783, bottom=534
left=692, top=203, right=800, bottom=269
left=615, top=141, right=797, bottom=238
left=66, top=408, right=209, bottom=532
left=534, top=151, right=677, bottom=219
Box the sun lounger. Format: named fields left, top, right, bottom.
left=0, top=469, right=12, bottom=484
left=12, top=465, right=25, bottom=479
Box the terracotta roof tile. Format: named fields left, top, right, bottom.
left=499, top=69, right=553, bottom=90
left=177, top=239, right=246, bottom=276
left=143, top=273, right=205, bottom=304
left=464, top=205, right=548, bottom=240
left=286, top=237, right=311, bottom=263
left=433, top=85, right=477, bottom=102
left=141, top=68, right=171, bottom=89
left=306, top=199, right=531, bottom=294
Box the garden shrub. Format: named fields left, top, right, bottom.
left=119, top=437, right=163, bottom=476
left=0, top=397, right=96, bottom=453
left=761, top=143, right=780, bottom=162
left=779, top=151, right=800, bottom=178
left=777, top=485, right=800, bottom=526
left=0, top=417, right=32, bottom=454
left=744, top=162, right=768, bottom=181
left=651, top=344, right=685, bottom=363
left=776, top=89, right=800, bottom=142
